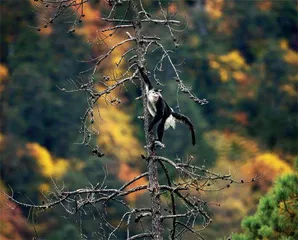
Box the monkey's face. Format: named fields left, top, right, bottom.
left=148, top=89, right=160, bottom=103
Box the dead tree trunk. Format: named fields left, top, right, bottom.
left=131, top=1, right=163, bottom=239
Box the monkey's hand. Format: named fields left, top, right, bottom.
left=154, top=140, right=166, bottom=149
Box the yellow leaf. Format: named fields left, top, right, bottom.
left=281, top=84, right=297, bottom=97
left=26, top=143, right=69, bottom=178
left=0, top=64, right=8, bottom=92
left=38, top=183, right=50, bottom=192
left=74, top=2, right=101, bottom=39
left=0, top=64, right=8, bottom=80
left=257, top=1, right=272, bottom=11
left=241, top=153, right=292, bottom=192
left=205, top=0, right=224, bottom=19
left=95, top=104, right=143, bottom=163
left=208, top=51, right=249, bottom=82
left=189, top=35, right=200, bottom=47
left=280, top=39, right=288, bottom=50
left=255, top=153, right=292, bottom=173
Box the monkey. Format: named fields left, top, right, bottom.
left=138, top=66, right=196, bottom=148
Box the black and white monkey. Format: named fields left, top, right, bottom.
left=138, top=66, right=196, bottom=147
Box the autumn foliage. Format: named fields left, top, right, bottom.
left=0, top=184, right=33, bottom=240
left=0, top=0, right=297, bottom=239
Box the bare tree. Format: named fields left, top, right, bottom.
left=3, top=1, right=257, bottom=239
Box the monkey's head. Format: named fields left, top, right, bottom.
left=148, top=89, right=161, bottom=103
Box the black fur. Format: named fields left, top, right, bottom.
left=138, top=66, right=196, bottom=145
left=171, top=112, right=196, bottom=145
left=138, top=66, right=153, bottom=89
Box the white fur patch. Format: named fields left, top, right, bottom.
left=148, top=90, right=159, bottom=103
left=147, top=90, right=159, bottom=117
left=147, top=102, right=156, bottom=117
left=165, top=115, right=176, bottom=130
left=146, top=91, right=176, bottom=130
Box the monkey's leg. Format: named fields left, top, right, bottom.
left=144, top=114, right=162, bottom=151
left=155, top=120, right=166, bottom=149
left=149, top=114, right=162, bottom=131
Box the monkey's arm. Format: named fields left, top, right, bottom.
left=138, top=66, right=153, bottom=90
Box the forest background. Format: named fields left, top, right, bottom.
left=0, top=0, right=297, bottom=239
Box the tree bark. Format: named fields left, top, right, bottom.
left=131, top=1, right=163, bottom=239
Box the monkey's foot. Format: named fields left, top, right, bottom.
left=154, top=141, right=166, bottom=149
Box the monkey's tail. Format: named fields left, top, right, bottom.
left=172, top=112, right=196, bottom=145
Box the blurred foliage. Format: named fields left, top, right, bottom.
left=209, top=50, right=249, bottom=83
left=26, top=143, right=69, bottom=179
left=0, top=134, right=46, bottom=202
left=201, top=131, right=294, bottom=239
left=0, top=186, right=33, bottom=240
left=1, top=6, right=90, bottom=158
left=0, top=0, right=297, bottom=239
left=95, top=103, right=143, bottom=163
left=242, top=153, right=292, bottom=194
left=117, top=163, right=148, bottom=202
left=0, top=64, right=8, bottom=93
left=232, top=158, right=298, bottom=240
left=204, top=130, right=260, bottom=162
left=72, top=0, right=144, bottom=162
